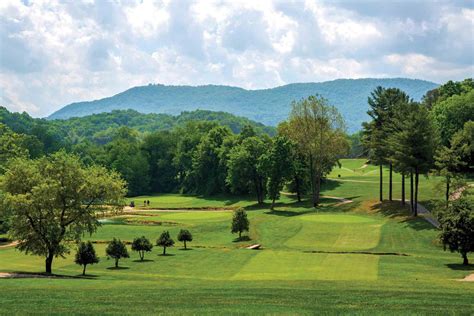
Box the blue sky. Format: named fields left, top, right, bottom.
left=0, top=0, right=473, bottom=117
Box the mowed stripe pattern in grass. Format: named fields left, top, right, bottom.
left=232, top=251, right=379, bottom=281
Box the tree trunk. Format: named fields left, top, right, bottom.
left=239, top=231, right=242, bottom=239
left=401, top=173, right=405, bottom=205
left=309, top=155, right=316, bottom=207
left=295, top=176, right=301, bottom=202
left=410, top=172, right=414, bottom=214
left=389, top=163, right=393, bottom=201
left=446, top=176, right=450, bottom=204
left=379, top=165, right=383, bottom=202
left=271, top=197, right=276, bottom=210
left=259, top=178, right=265, bottom=204
left=45, top=252, right=54, bottom=274
left=313, top=173, right=321, bottom=207
left=140, top=251, right=144, bottom=261
left=414, top=169, right=419, bottom=217
left=163, top=247, right=166, bottom=255
left=82, top=264, right=87, bottom=276
left=462, top=252, right=469, bottom=265
left=184, top=240, right=187, bottom=250
left=115, top=258, right=119, bottom=268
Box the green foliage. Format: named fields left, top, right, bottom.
left=347, top=131, right=365, bottom=158
left=261, top=136, right=293, bottom=209
left=423, top=78, right=474, bottom=108
left=1, top=151, right=126, bottom=273
left=438, top=199, right=474, bottom=265
left=286, top=95, right=349, bottom=206
left=362, top=86, right=410, bottom=165
left=106, top=238, right=130, bottom=268
left=226, top=135, right=269, bottom=204
left=104, top=127, right=150, bottom=196
left=74, top=241, right=99, bottom=275
left=0, top=107, right=66, bottom=154
left=450, top=121, right=474, bottom=171
left=177, top=229, right=193, bottom=249
left=231, top=208, right=249, bottom=239
left=47, top=79, right=438, bottom=133
left=0, top=124, right=30, bottom=172
left=389, top=103, right=436, bottom=175
left=156, top=231, right=175, bottom=255
left=189, top=126, right=232, bottom=195
left=131, top=236, right=153, bottom=261
left=46, top=109, right=275, bottom=143
left=433, top=143, right=466, bottom=202
left=431, top=89, right=474, bottom=145
left=142, top=131, right=178, bottom=192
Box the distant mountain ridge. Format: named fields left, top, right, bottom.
left=49, top=78, right=438, bottom=133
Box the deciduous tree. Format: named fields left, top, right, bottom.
left=287, top=95, right=348, bottom=206
left=1, top=151, right=126, bottom=274
left=438, top=199, right=474, bottom=265
left=261, top=136, right=293, bottom=209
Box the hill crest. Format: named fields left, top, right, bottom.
left=49, top=78, right=438, bottom=133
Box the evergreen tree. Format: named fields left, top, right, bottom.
left=156, top=231, right=174, bottom=255
left=231, top=208, right=250, bottom=239
left=177, top=229, right=193, bottom=250
left=75, top=241, right=99, bottom=276
left=363, top=87, right=410, bottom=202
left=389, top=102, right=436, bottom=215
left=106, top=238, right=130, bottom=268
left=131, top=236, right=153, bottom=261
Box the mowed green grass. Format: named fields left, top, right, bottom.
left=0, top=159, right=473, bottom=314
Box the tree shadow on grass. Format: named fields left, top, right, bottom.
left=370, top=201, right=436, bottom=231
left=158, top=253, right=175, bottom=257
left=320, top=179, right=342, bottom=191
left=75, top=274, right=100, bottom=279
left=106, top=266, right=130, bottom=270
left=232, top=236, right=251, bottom=243
left=178, top=248, right=193, bottom=251
left=7, top=271, right=95, bottom=279
left=264, top=209, right=316, bottom=217
left=132, top=259, right=155, bottom=263
left=446, top=263, right=474, bottom=271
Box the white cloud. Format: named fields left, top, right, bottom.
left=124, top=0, right=170, bottom=38
left=384, top=53, right=474, bottom=80
left=0, top=0, right=472, bottom=117
left=304, top=0, right=382, bottom=47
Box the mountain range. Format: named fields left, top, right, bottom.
left=49, top=78, right=438, bottom=133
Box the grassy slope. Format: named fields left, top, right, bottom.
left=0, top=159, right=472, bottom=314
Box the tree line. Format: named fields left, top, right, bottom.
left=362, top=79, right=473, bottom=215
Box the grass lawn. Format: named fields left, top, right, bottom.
left=0, top=159, right=473, bottom=314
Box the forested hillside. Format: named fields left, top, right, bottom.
left=0, top=107, right=274, bottom=147
left=49, top=78, right=438, bottom=133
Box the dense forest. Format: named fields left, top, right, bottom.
left=48, top=78, right=438, bottom=133
left=1, top=79, right=472, bottom=201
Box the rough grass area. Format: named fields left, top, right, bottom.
left=0, top=159, right=473, bottom=314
